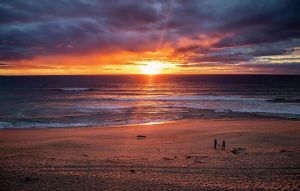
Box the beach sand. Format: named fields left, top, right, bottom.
left=0, top=119, right=300, bottom=190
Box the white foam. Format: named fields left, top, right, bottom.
left=0, top=117, right=180, bottom=129
left=179, top=102, right=300, bottom=116
left=0, top=122, right=92, bottom=128
left=74, top=105, right=132, bottom=112
left=0, top=122, right=12, bottom=128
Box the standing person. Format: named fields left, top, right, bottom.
left=222, top=140, right=225, bottom=150
left=214, top=139, right=217, bottom=150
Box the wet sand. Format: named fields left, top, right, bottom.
left=0, top=119, right=300, bottom=190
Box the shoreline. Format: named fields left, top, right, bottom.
left=1, top=112, right=300, bottom=130
left=1, top=118, right=300, bottom=190
left=0, top=117, right=299, bottom=132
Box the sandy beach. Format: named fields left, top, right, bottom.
left=0, top=119, right=300, bottom=190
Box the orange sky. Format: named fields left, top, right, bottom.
left=0, top=44, right=218, bottom=75
left=0, top=35, right=278, bottom=75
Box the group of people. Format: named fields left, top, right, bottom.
left=214, top=139, right=225, bottom=150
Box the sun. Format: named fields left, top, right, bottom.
left=139, top=61, right=164, bottom=75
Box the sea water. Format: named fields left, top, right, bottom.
left=0, top=75, right=299, bottom=128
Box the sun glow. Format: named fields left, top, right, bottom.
left=139, top=61, right=165, bottom=75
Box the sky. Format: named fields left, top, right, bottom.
left=0, top=0, right=300, bottom=75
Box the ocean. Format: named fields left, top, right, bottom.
left=0, top=75, right=300, bottom=128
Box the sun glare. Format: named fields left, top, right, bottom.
left=139, top=61, right=164, bottom=75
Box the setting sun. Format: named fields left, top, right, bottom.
left=139, top=61, right=164, bottom=75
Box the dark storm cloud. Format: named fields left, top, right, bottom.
left=0, top=0, right=169, bottom=60
left=0, top=0, right=300, bottom=73
left=179, top=39, right=300, bottom=66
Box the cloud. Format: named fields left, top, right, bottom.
left=0, top=63, right=11, bottom=67
left=0, top=0, right=300, bottom=73
left=240, top=62, right=300, bottom=74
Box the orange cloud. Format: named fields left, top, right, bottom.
left=176, top=33, right=227, bottom=49
left=0, top=46, right=183, bottom=75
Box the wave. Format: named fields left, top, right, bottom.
left=113, top=95, right=268, bottom=101
left=267, top=98, right=300, bottom=103
left=0, top=117, right=180, bottom=129
left=175, top=100, right=300, bottom=114
left=224, top=109, right=300, bottom=119
left=55, top=88, right=96, bottom=91
left=51, top=95, right=268, bottom=103
left=74, top=105, right=133, bottom=112
left=71, top=101, right=300, bottom=117
left=217, top=108, right=300, bottom=117
left=0, top=121, right=91, bottom=128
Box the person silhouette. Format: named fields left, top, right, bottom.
left=214, top=139, right=217, bottom=150
left=222, top=140, right=225, bottom=150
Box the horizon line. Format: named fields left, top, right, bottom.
left=1, top=73, right=300, bottom=77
